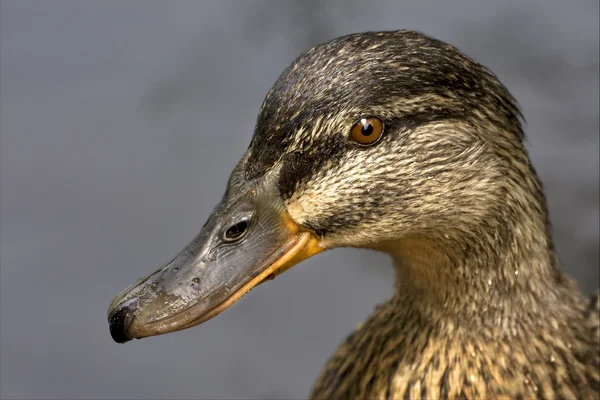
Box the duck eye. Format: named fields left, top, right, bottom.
left=223, top=219, right=250, bottom=242
left=350, top=117, right=384, bottom=145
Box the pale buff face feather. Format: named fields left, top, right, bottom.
left=241, top=30, right=533, bottom=252
left=286, top=121, right=501, bottom=248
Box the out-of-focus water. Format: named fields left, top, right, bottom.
left=1, top=1, right=598, bottom=399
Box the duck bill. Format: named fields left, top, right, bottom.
left=107, top=177, right=322, bottom=343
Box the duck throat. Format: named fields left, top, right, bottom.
left=381, top=201, right=570, bottom=330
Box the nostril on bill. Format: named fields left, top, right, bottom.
left=108, top=304, right=135, bottom=344
left=223, top=219, right=250, bottom=242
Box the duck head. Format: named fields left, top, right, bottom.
left=109, top=30, right=531, bottom=343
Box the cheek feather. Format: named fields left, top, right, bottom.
left=284, top=121, right=500, bottom=245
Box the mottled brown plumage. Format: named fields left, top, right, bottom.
left=243, top=31, right=600, bottom=399
left=108, top=30, right=600, bottom=399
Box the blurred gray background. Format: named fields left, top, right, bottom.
left=0, top=1, right=598, bottom=399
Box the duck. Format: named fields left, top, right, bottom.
left=108, top=30, right=599, bottom=399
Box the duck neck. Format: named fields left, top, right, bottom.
left=381, top=190, right=574, bottom=333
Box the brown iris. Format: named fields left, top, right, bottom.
left=350, top=117, right=384, bottom=145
